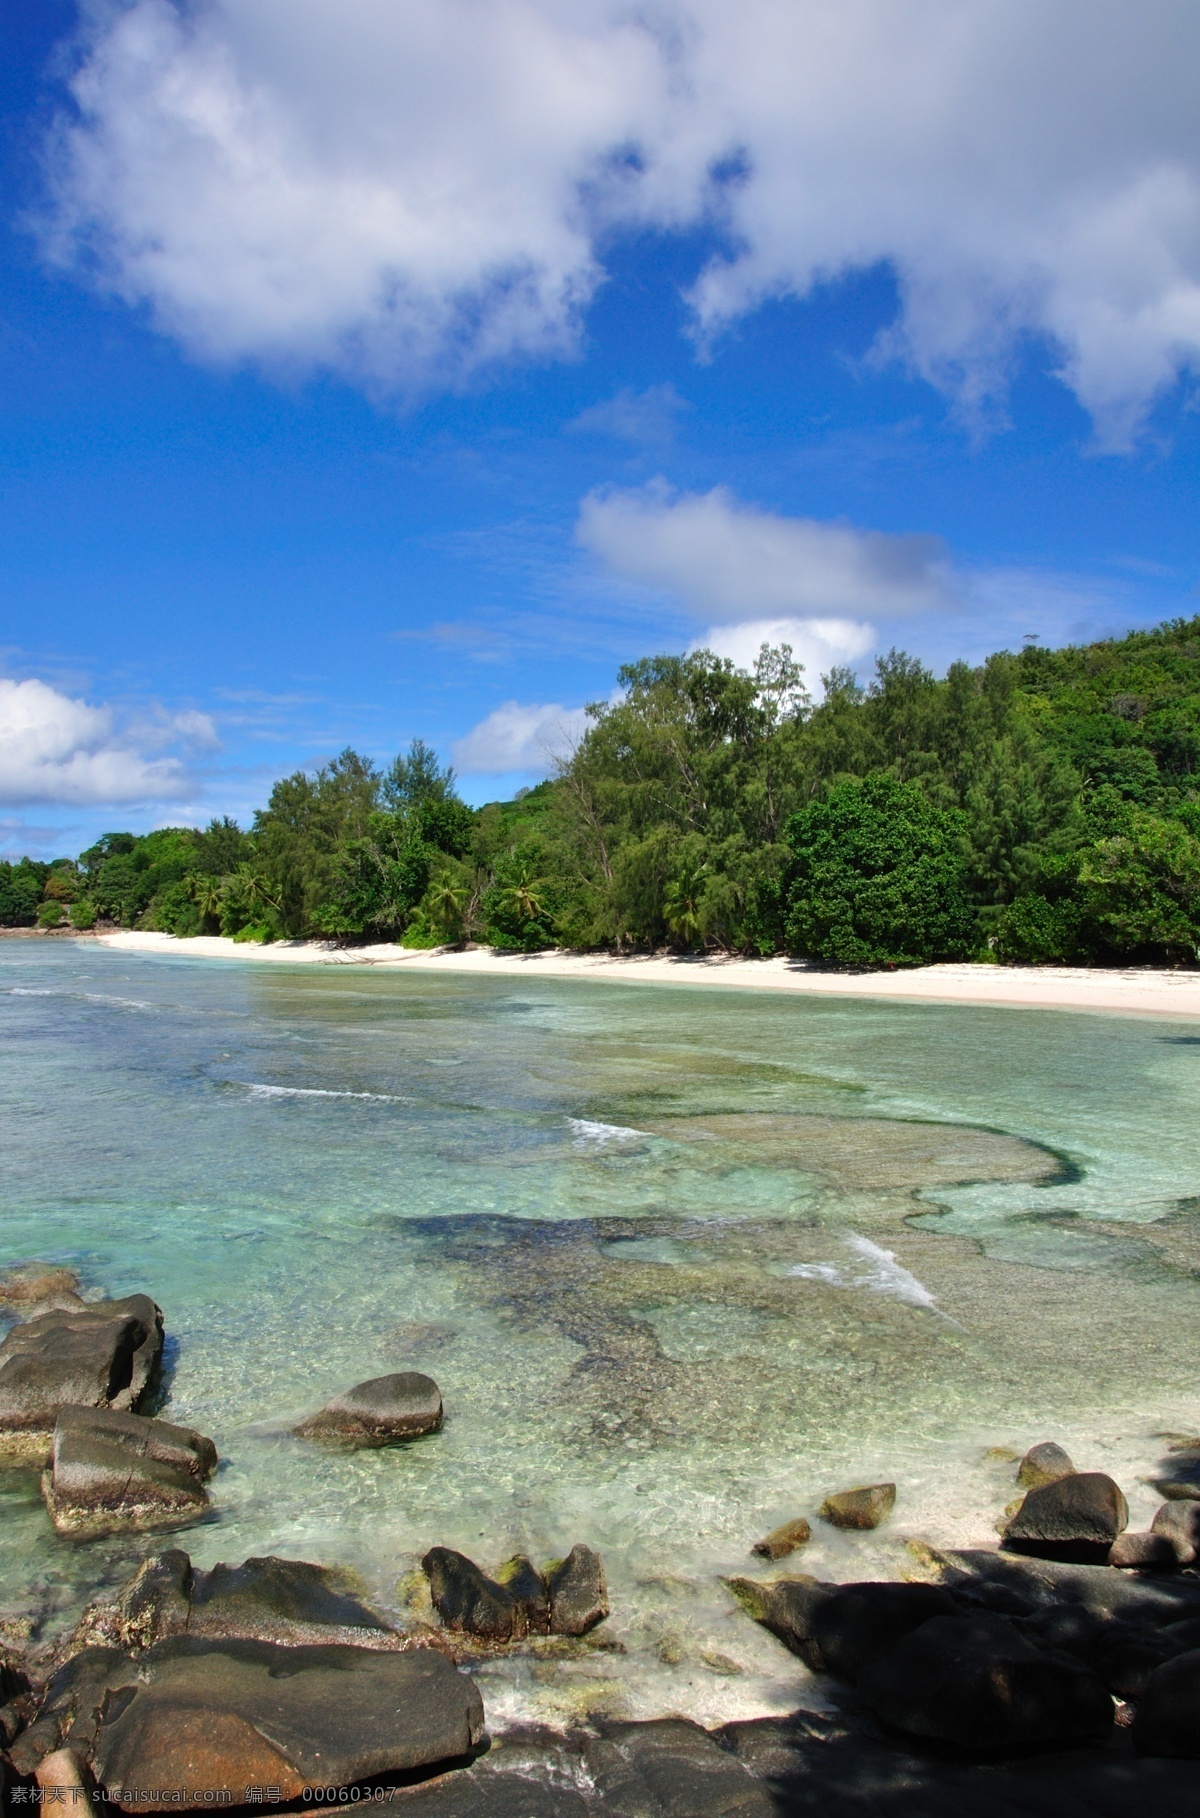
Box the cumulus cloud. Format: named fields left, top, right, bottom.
left=694, top=616, right=876, bottom=689
left=452, top=699, right=590, bottom=774
left=0, top=676, right=215, bottom=807
left=39, top=1, right=1200, bottom=438
left=576, top=481, right=952, bottom=620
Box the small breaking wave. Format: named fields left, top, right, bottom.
left=239, top=1082, right=407, bottom=1104
left=8, top=988, right=154, bottom=1009
left=567, top=1116, right=649, bottom=1149
left=789, top=1231, right=961, bottom=1323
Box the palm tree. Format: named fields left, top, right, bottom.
left=426, top=877, right=470, bottom=945
left=663, top=863, right=705, bottom=946
left=189, top=875, right=225, bottom=925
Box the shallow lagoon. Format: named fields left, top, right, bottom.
left=2, top=939, right=1200, bottom=1728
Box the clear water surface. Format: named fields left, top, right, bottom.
left=2, top=939, right=1199, bottom=1728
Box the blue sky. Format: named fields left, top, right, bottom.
left=2, top=0, right=1200, bottom=856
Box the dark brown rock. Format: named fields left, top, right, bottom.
left=41, top=1405, right=217, bottom=1538
left=1017, top=1440, right=1076, bottom=1489
left=1134, top=1649, right=1200, bottom=1757
left=1002, top=1471, right=1128, bottom=1561
left=75, top=1551, right=398, bottom=1652
left=295, top=1371, right=442, bottom=1447
left=818, top=1483, right=895, bottom=1530
left=1109, top=1530, right=1181, bottom=1571
left=728, top=1577, right=953, bottom=1682
left=751, top=1517, right=811, bottom=1561
left=495, top=1556, right=550, bottom=1635
left=858, top=1612, right=1114, bottom=1750
left=726, top=1576, right=834, bottom=1671
left=0, top=1295, right=163, bottom=1462
left=1150, top=1447, right=1200, bottom=1502
left=545, top=1544, right=608, bottom=1637
left=1153, top=1501, right=1200, bottom=1564
left=424, top=1547, right=522, bottom=1641
left=14, top=1636, right=484, bottom=1810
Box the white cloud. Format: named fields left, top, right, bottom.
left=452, top=699, right=590, bottom=774
left=576, top=481, right=952, bottom=619
left=39, top=1, right=1200, bottom=438
left=694, top=616, right=876, bottom=689
left=0, top=676, right=214, bottom=807
left=570, top=384, right=688, bottom=445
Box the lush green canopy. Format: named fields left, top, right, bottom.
left=6, top=616, right=1200, bottom=968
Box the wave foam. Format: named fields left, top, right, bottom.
left=8, top=987, right=154, bottom=1009
left=567, top=1117, right=648, bottom=1149
left=789, top=1231, right=959, bottom=1322
left=240, top=1082, right=407, bottom=1103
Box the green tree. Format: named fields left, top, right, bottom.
left=781, top=774, right=976, bottom=966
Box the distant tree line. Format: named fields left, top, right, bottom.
left=5, top=616, right=1200, bottom=967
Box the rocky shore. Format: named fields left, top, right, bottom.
left=4, top=1263, right=1200, bottom=1814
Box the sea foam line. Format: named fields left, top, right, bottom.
left=240, top=1082, right=407, bottom=1103
left=8, top=987, right=154, bottom=1009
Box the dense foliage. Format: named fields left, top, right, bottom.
left=6, top=618, right=1200, bottom=967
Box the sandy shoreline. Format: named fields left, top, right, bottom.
left=82, top=928, right=1200, bottom=1018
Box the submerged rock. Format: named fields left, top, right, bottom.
left=751, top=1517, right=811, bottom=1561
left=1017, top=1441, right=1076, bottom=1489
left=546, top=1545, right=608, bottom=1637
left=1134, top=1649, right=1200, bottom=1757
left=818, top=1483, right=895, bottom=1530
left=859, top=1611, right=1113, bottom=1750
left=0, top=1295, right=163, bottom=1463
left=10, top=1636, right=484, bottom=1808
left=295, top=1370, right=443, bottom=1447
left=0, top=1265, right=85, bottom=1317
left=1002, top=1472, right=1128, bottom=1562
left=41, top=1406, right=216, bottom=1539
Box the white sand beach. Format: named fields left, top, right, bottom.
left=93, top=928, right=1200, bottom=1018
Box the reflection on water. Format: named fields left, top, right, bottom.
left=2, top=939, right=1200, bottom=1727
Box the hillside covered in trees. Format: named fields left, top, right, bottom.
left=6, top=616, right=1200, bottom=967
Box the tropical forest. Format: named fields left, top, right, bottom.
left=6, top=615, right=1200, bottom=969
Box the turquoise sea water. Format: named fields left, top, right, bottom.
left=2, top=938, right=1200, bottom=1726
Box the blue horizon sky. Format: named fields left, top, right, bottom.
left=2, top=1, right=1199, bottom=858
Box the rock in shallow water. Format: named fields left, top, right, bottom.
left=545, top=1545, right=608, bottom=1637
left=818, top=1483, right=895, bottom=1530
left=41, top=1406, right=217, bottom=1538
left=1002, top=1471, right=1129, bottom=1562
left=76, top=1551, right=399, bottom=1652
left=0, top=1264, right=85, bottom=1317
left=727, top=1577, right=953, bottom=1680
left=11, top=1636, right=484, bottom=1809
left=0, top=1296, right=163, bottom=1462
left=751, top=1517, right=811, bottom=1560
left=1017, top=1440, right=1076, bottom=1489
left=295, top=1371, right=443, bottom=1447
left=423, top=1545, right=607, bottom=1642
left=857, top=1611, right=1114, bottom=1750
